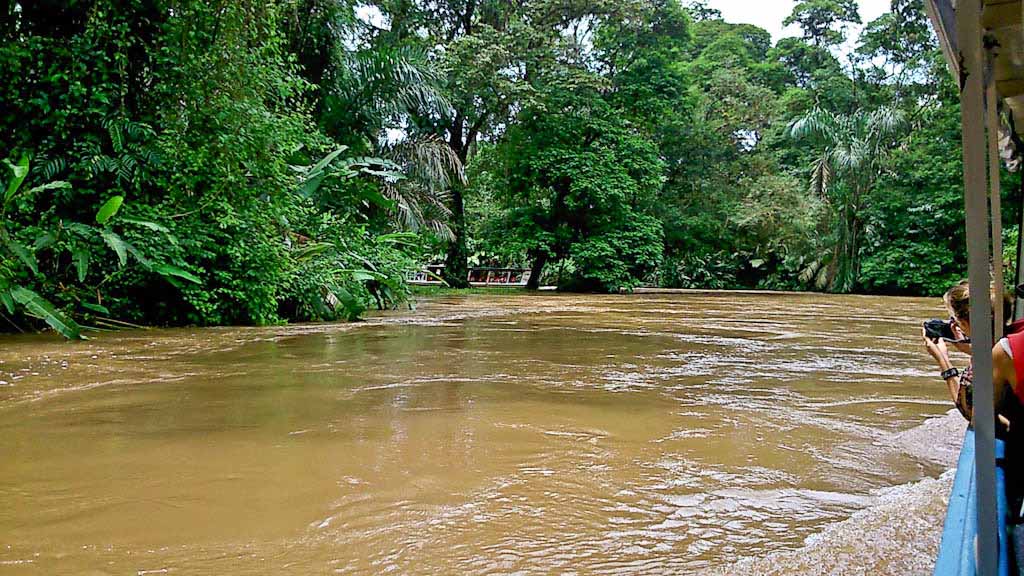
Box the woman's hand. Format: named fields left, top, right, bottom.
left=950, top=324, right=971, bottom=355
left=922, top=327, right=951, bottom=369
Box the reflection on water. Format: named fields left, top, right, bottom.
left=0, top=293, right=962, bottom=574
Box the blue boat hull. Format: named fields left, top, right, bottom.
left=934, top=428, right=1010, bottom=575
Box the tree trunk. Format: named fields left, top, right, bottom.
left=442, top=182, right=471, bottom=288
left=526, top=252, right=548, bottom=290
left=848, top=214, right=861, bottom=290
left=442, top=108, right=485, bottom=290
left=848, top=189, right=864, bottom=291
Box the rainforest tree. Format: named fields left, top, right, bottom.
left=0, top=0, right=990, bottom=336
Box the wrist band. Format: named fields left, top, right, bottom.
left=941, top=367, right=960, bottom=380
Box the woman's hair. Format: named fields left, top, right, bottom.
left=944, top=281, right=970, bottom=322
left=944, top=280, right=1012, bottom=325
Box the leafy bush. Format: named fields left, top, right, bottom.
left=0, top=2, right=426, bottom=336
left=659, top=251, right=741, bottom=290
left=568, top=212, right=664, bottom=292
left=1, top=155, right=199, bottom=337
left=860, top=240, right=964, bottom=296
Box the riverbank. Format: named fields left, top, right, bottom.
left=0, top=285, right=917, bottom=342
left=409, top=285, right=533, bottom=297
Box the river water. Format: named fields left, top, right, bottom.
left=0, top=292, right=964, bottom=575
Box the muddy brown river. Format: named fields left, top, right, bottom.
left=0, top=293, right=964, bottom=575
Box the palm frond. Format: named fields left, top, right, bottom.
left=339, top=45, right=453, bottom=127
left=867, top=106, right=908, bottom=143
left=382, top=179, right=454, bottom=241
left=787, top=108, right=838, bottom=144
left=815, top=264, right=831, bottom=290
left=375, top=135, right=461, bottom=240
left=810, top=155, right=832, bottom=197
left=799, top=259, right=820, bottom=285
left=789, top=104, right=910, bottom=293
left=832, top=140, right=866, bottom=174
left=388, top=134, right=466, bottom=190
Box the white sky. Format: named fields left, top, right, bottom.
left=708, top=0, right=892, bottom=44
left=356, top=1, right=893, bottom=47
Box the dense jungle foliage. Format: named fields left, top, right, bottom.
left=0, top=0, right=1014, bottom=337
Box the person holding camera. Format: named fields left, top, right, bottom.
left=922, top=281, right=1021, bottom=425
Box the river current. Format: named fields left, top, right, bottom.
left=0, top=292, right=964, bottom=574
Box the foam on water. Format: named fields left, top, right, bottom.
left=715, top=410, right=966, bottom=575
left=714, top=471, right=954, bottom=576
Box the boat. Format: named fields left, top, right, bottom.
left=925, top=1, right=1024, bottom=573
left=407, top=264, right=532, bottom=287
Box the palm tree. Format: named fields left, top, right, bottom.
left=327, top=45, right=453, bottom=139
left=324, top=45, right=465, bottom=238
left=788, top=106, right=906, bottom=291
left=381, top=134, right=464, bottom=241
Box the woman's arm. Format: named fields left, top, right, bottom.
left=993, top=343, right=1016, bottom=407
left=923, top=329, right=959, bottom=405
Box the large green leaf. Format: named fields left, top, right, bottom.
left=335, top=268, right=385, bottom=282
left=96, top=195, right=124, bottom=224
left=353, top=186, right=396, bottom=210
left=292, top=242, right=333, bottom=261
left=1, top=230, right=38, bottom=274
left=33, top=232, right=55, bottom=251
left=71, top=244, right=90, bottom=283
left=152, top=263, right=202, bottom=285
left=298, top=173, right=327, bottom=199
left=80, top=301, right=110, bottom=315
left=308, top=146, right=349, bottom=175
left=334, top=286, right=366, bottom=321
left=120, top=217, right=169, bottom=233
left=295, top=147, right=350, bottom=199
left=64, top=221, right=95, bottom=238
left=0, top=287, right=14, bottom=315
left=100, top=228, right=128, bottom=267
left=25, top=181, right=71, bottom=195
left=120, top=218, right=178, bottom=247
left=123, top=240, right=151, bottom=269
left=10, top=286, right=84, bottom=339
left=376, top=232, right=420, bottom=246
left=3, top=154, right=29, bottom=207
left=360, top=166, right=403, bottom=179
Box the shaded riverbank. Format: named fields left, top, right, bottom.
left=0, top=292, right=961, bottom=574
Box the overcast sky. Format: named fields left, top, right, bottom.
left=708, top=0, right=892, bottom=44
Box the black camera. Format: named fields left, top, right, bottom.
left=924, top=318, right=961, bottom=342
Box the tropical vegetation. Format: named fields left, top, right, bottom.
left=0, top=0, right=1005, bottom=337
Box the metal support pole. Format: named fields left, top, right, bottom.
left=924, top=0, right=960, bottom=78
left=959, top=0, right=998, bottom=573
left=1015, top=0, right=1024, bottom=322
left=1016, top=176, right=1024, bottom=320
left=988, top=80, right=1005, bottom=331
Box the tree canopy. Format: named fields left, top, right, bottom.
left=0, top=0, right=1000, bottom=336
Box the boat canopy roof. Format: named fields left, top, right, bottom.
left=928, top=0, right=1024, bottom=170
